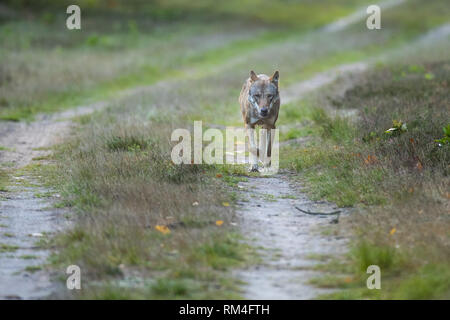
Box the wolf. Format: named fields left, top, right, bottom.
left=239, top=70, right=280, bottom=172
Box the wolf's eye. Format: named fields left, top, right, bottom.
left=267, top=94, right=273, bottom=99
left=254, top=94, right=261, bottom=99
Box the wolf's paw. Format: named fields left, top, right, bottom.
left=248, top=164, right=259, bottom=173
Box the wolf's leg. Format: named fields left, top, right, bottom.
left=264, top=126, right=275, bottom=168
left=246, top=125, right=259, bottom=172
left=259, top=128, right=267, bottom=166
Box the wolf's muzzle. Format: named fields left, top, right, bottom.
left=260, top=108, right=268, bottom=117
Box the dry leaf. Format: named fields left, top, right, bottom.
left=364, top=154, right=378, bottom=165
left=155, top=225, right=170, bottom=235
left=416, top=161, right=423, bottom=171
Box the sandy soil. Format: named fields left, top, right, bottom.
left=235, top=174, right=349, bottom=299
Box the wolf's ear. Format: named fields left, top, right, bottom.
left=270, top=71, right=279, bottom=86
left=250, top=70, right=259, bottom=82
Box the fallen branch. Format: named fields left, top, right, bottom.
left=295, top=206, right=341, bottom=215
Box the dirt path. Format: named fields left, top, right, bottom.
left=235, top=174, right=348, bottom=299
left=232, top=61, right=369, bottom=299
left=282, top=62, right=367, bottom=104
left=0, top=184, right=67, bottom=299
left=0, top=106, right=102, bottom=299
left=0, top=113, right=77, bottom=298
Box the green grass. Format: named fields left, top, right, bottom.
left=42, top=112, right=256, bottom=298
left=280, top=194, right=296, bottom=199
left=282, top=59, right=450, bottom=299
left=20, top=255, right=38, bottom=260
left=316, top=256, right=450, bottom=299
left=0, top=27, right=292, bottom=122
left=391, top=264, right=450, bottom=299
left=307, top=241, right=450, bottom=299
left=0, top=20, right=254, bottom=120
left=0, top=59, right=164, bottom=121
left=0, top=1, right=366, bottom=121
left=0, top=0, right=372, bottom=121
left=283, top=144, right=388, bottom=207
left=281, top=106, right=388, bottom=207
left=24, top=265, right=43, bottom=273
left=0, top=169, right=8, bottom=192
left=2, top=0, right=367, bottom=27
left=0, top=243, right=19, bottom=253
left=283, top=60, right=449, bottom=206
left=2, top=0, right=445, bottom=122
left=279, top=0, right=450, bottom=86
left=223, top=175, right=248, bottom=188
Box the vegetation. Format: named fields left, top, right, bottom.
left=0, top=243, right=19, bottom=253
left=0, top=169, right=8, bottom=192
left=31, top=0, right=382, bottom=298
left=0, top=0, right=449, bottom=299
left=0, top=0, right=370, bottom=121
left=281, top=60, right=450, bottom=299
left=46, top=117, right=253, bottom=298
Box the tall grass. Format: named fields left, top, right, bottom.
left=0, top=0, right=372, bottom=121
left=48, top=115, right=251, bottom=298
left=283, top=60, right=450, bottom=299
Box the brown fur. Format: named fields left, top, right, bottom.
left=239, top=71, right=280, bottom=129
left=239, top=70, right=280, bottom=171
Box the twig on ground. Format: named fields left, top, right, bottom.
left=294, top=206, right=341, bottom=215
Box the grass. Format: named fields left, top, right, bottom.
left=0, top=18, right=265, bottom=121
left=0, top=169, right=8, bottom=192
left=1, top=0, right=449, bottom=300
left=312, top=244, right=450, bottom=299
left=2, top=0, right=367, bottom=28
left=20, top=255, right=38, bottom=260
left=24, top=265, right=43, bottom=272
left=281, top=60, right=450, bottom=299
left=282, top=58, right=449, bottom=204
left=2, top=0, right=444, bottom=122
left=0, top=0, right=373, bottom=121
left=44, top=111, right=255, bottom=298
left=27, top=23, right=282, bottom=295
left=0, top=243, right=19, bottom=253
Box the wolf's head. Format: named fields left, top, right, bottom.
left=248, top=70, right=279, bottom=118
